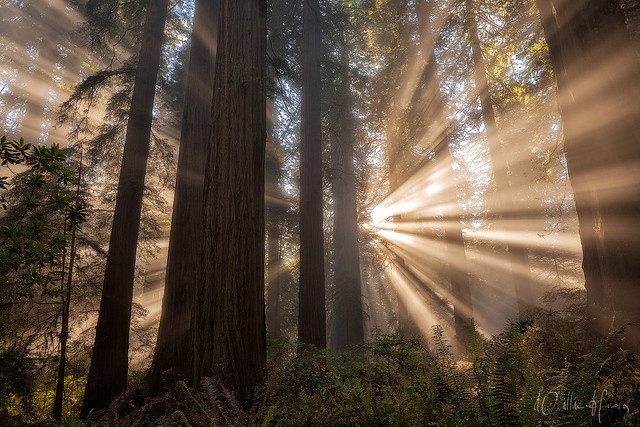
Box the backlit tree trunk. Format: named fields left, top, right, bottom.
left=191, top=0, right=267, bottom=406
left=149, top=0, right=218, bottom=394
left=536, top=0, right=640, bottom=349
left=331, top=40, right=364, bottom=353
left=81, top=0, right=169, bottom=415
left=267, top=204, right=283, bottom=340
left=298, top=0, right=326, bottom=349
left=266, top=101, right=284, bottom=340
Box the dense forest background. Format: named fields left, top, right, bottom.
left=1, top=0, right=640, bottom=425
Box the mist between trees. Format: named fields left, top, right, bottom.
left=1, top=0, right=640, bottom=425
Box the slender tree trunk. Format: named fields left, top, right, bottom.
left=298, top=0, right=326, bottom=350
left=53, top=225, right=76, bottom=421
left=191, top=0, right=267, bottom=406
left=267, top=204, right=282, bottom=340
left=536, top=0, right=640, bottom=349
left=53, top=156, right=83, bottom=421
left=331, top=40, right=364, bottom=353
left=466, top=0, right=535, bottom=317
left=149, top=0, right=218, bottom=394
left=81, top=0, right=169, bottom=415
left=266, top=100, right=283, bottom=340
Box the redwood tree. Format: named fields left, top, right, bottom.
left=149, top=0, right=219, bottom=393
left=536, top=0, right=640, bottom=348
left=298, top=0, right=326, bottom=349
left=331, top=37, right=364, bottom=352
left=81, top=0, right=170, bottom=415
left=191, top=0, right=267, bottom=406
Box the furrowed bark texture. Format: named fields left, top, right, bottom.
left=81, top=0, right=169, bottom=415
left=191, top=0, right=267, bottom=406
left=536, top=0, right=640, bottom=349
left=149, top=0, right=219, bottom=394
left=298, top=0, right=326, bottom=349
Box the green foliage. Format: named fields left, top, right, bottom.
left=0, top=136, right=92, bottom=424
left=83, top=312, right=640, bottom=426
left=0, top=136, right=86, bottom=301
left=0, top=347, right=35, bottom=419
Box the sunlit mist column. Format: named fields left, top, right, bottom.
left=416, top=0, right=473, bottom=345
left=466, top=0, right=535, bottom=316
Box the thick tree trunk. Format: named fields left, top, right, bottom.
left=148, top=0, right=218, bottom=394
left=298, top=0, right=326, bottom=349
left=81, top=0, right=169, bottom=415
left=331, top=42, right=364, bottom=353
left=466, top=0, right=535, bottom=316
left=536, top=0, right=640, bottom=349
left=191, top=0, right=267, bottom=406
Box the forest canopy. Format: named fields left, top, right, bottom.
left=1, top=0, right=640, bottom=425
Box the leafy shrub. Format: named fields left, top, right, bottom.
left=85, top=313, right=639, bottom=426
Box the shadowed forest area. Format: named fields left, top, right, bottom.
left=1, top=0, right=640, bottom=425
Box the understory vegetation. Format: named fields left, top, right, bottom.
left=2, top=292, right=639, bottom=426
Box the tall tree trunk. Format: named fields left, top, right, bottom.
left=466, top=0, right=535, bottom=317
left=81, top=0, right=169, bottom=415
left=191, top=0, right=267, bottom=407
left=536, top=0, right=640, bottom=349
left=149, top=0, right=218, bottom=394
left=267, top=204, right=282, bottom=340
left=53, top=156, right=82, bottom=421
left=298, top=0, right=326, bottom=350
left=331, top=40, right=364, bottom=353
left=266, top=100, right=283, bottom=340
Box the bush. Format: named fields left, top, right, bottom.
left=84, top=315, right=639, bottom=426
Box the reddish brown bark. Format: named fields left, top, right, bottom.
left=191, top=0, right=267, bottom=406
left=149, top=0, right=218, bottom=394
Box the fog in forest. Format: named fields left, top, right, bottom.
left=1, top=0, right=640, bottom=424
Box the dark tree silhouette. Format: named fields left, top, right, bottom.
left=331, top=36, right=364, bottom=353
left=298, top=0, right=327, bottom=349
left=81, top=0, right=170, bottom=415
